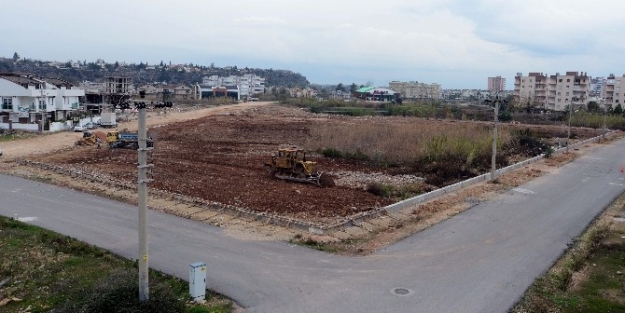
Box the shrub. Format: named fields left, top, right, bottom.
left=57, top=269, right=186, bottom=313
left=319, top=147, right=342, bottom=158
left=366, top=183, right=395, bottom=198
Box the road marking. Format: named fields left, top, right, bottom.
left=16, top=216, right=38, bottom=222
left=512, top=188, right=535, bottom=194
left=609, top=182, right=624, bottom=187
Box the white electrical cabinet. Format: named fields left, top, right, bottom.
left=189, top=262, right=207, bottom=302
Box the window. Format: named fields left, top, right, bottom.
left=566, top=92, right=569, bottom=96
left=558, top=92, right=561, bottom=95
left=559, top=79, right=563, bottom=82
left=2, top=98, right=13, bottom=110
left=567, top=79, right=570, bottom=82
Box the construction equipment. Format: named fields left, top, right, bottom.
left=106, top=130, right=153, bottom=150
left=265, top=147, right=324, bottom=187
left=76, top=131, right=97, bottom=146
left=75, top=131, right=107, bottom=147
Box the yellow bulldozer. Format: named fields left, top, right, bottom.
left=106, top=130, right=154, bottom=150
left=266, top=147, right=329, bottom=187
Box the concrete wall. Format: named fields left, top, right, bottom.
left=0, top=122, right=39, bottom=131
left=385, top=133, right=612, bottom=213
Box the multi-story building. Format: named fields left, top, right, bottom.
left=201, top=74, right=265, bottom=100
left=549, top=72, right=590, bottom=111
left=388, top=81, right=441, bottom=99
left=0, top=73, right=84, bottom=131
left=602, top=74, right=625, bottom=108
left=514, top=72, right=548, bottom=108
left=514, top=71, right=590, bottom=111
left=487, top=76, right=506, bottom=92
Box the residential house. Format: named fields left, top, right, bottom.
left=0, top=73, right=83, bottom=131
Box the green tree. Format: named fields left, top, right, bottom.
left=350, top=83, right=357, bottom=93
left=12, top=52, right=20, bottom=61
left=336, top=83, right=345, bottom=91
left=114, top=61, right=119, bottom=68
left=587, top=101, right=599, bottom=112
left=613, top=104, right=623, bottom=115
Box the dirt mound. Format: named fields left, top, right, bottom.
left=319, top=174, right=336, bottom=187
left=92, top=131, right=107, bottom=142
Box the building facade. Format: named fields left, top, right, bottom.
left=200, top=74, right=265, bottom=100
left=388, top=81, right=441, bottom=99
left=514, top=71, right=590, bottom=111
left=487, top=76, right=506, bottom=92
left=0, top=73, right=84, bottom=130
left=602, top=74, right=625, bottom=108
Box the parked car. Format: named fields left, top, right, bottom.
left=84, top=122, right=96, bottom=129
left=73, top=124, right=86, bottom=132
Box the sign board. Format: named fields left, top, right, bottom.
left=18, top=106, right=29, bottom=118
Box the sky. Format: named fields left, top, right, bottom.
left=2, top=0, right=625, bottom=89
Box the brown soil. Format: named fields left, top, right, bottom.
left=2, top=103, right=619, bottom=254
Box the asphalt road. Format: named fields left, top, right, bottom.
left=2, top=139, right=625, bottom=312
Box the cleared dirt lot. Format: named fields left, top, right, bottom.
left=3, top=103, right=618, bottom=253
left=26, top=105, right=604, bottom=224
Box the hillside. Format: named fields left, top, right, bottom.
left=0, top=57, right=310, bottom=88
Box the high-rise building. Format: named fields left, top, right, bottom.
left=487, top=76, right=506, bottom=92
left=514, top=71, right=590, bottom=111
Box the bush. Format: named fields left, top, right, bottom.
left=57, top=269, right=187, bottom=313
left=366, top=183, right=395, bottom=198
left=319, top=147, right=342, bottom=158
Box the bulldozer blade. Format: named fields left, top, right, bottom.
left=274, top=173, right=323, bottom=187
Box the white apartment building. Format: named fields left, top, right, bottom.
left=514, top=71, right=590, bottom=111
left=388, top=81, right=441, bottom=99
left=602, top=74, right=625, bottom=108
left=487, top=76, right=506, bottom=92
left=201, top=74, right=265, bottom=99
left=0, top=73, right=84, bottom=130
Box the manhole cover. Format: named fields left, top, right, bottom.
left=390, top=287, right=414, bottom=296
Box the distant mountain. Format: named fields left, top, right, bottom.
left=0, top=57, right=310, bottom=88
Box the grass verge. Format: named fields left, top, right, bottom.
left=0, top=216, right=232, bottom=312
left=511, top=192, right=625, bottom=313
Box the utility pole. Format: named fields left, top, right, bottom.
left=566, top=100, right=572, bottom=153
left=603, top=108, right=607, bottom=139
left=40, top=82, right=46, bottom=133
left=485, top=94, right=504, bottom=181
left=566, top=92, right=583, bottom=153
left=136, top=101, right=152, bottom=302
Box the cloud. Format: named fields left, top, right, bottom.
left=233, top=16, right=287, bottom=25
left=1, top=0, right=625, bottom=88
